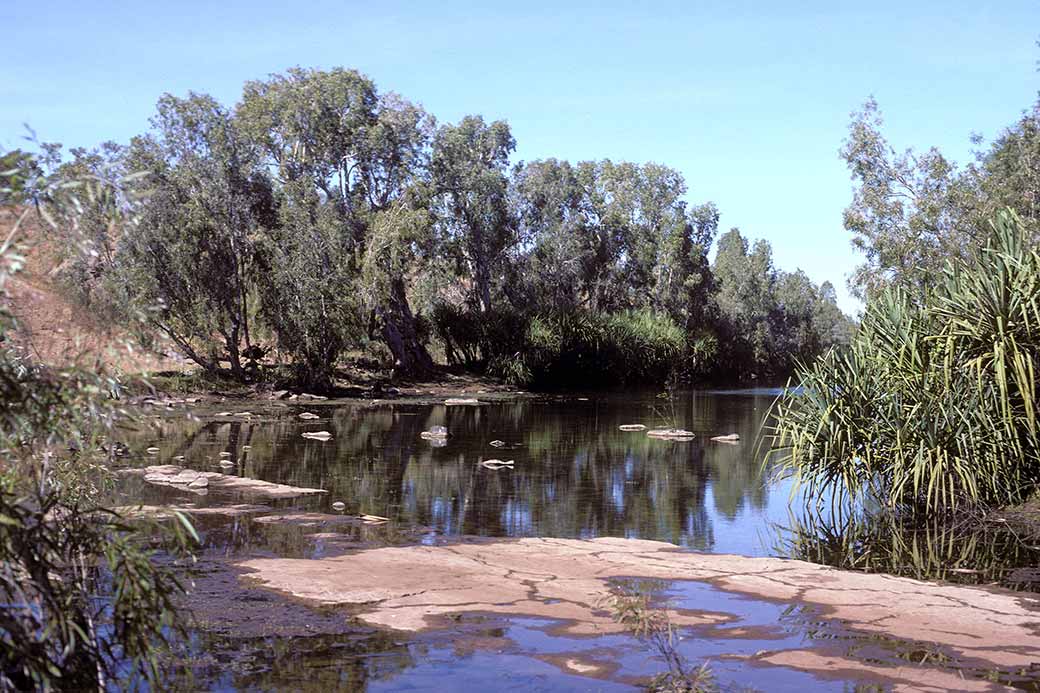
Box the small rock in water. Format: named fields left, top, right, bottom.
left=188, top=476, right=209, bottom=489
left=489, top=440, right=506, bottom=447
left=298, top=393, right=328, bottom=401
left=298, top=412, right=321, bottom=420
left=361, top=514, right=389, bottom=524
left=647, top=428, right=696, bottom=441
left=331, top=501, right=346, bottom=511
left=242, top=445, right=251, bottom=450
left=146, top=447, right=161, bottom=455
left=710, top=433, right=740, bottom=444
left=173, top=455, right=185, bottom=461
left=214, top=412, right=233, bottom=417
left=421, top=426, right=449, bottom=440
left=481, top=459, right=515, bottom=470
left=619, top=424, right=647, bottom=432
left=302, top=431, right=333, bottom=441
left=219, top=451, right=231, bottom=457
left=218, top=460, right=235, bottom=468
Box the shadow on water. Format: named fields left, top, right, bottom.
left=116, top=389, right=1040, bottom=690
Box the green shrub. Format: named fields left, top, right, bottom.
left=0, top=176, right=194, bottom=689
left=431, top=303, right=527, bottom=367
left=767, top=210, right=1040, bottom=513
left=487, top=309, right=685, bottom=388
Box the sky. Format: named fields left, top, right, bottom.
left=2, top=1, right=1037, bottom=314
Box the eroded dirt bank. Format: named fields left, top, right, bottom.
left=238, top=536, right=1040, bottom=691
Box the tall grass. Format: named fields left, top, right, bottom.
left=767, top=210, right=1040, bottom=514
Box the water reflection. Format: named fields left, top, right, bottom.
left=122, top=391, right=784, bottom=553
left=119, top=389, right=1040, bottom=584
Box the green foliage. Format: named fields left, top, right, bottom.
left=431, top=115, right=516, bottom=312
left=712, top=228, right=852, bottom=379
left=0, top=478, right=194, bottom=691
left=431, top=302, right=526, bottom=368
left=116, top=93, right=272, bottom=377
left=841, top=97, right=1040, bottom=299
left=768, top=210, right=1040, bottom=514
left=489, top=309, right=686, bottom=388
left=256, top=181, right=363, bottom=391
left=0, top=179, right=194, bottom=689
left=0, top=149, right=37, bottom=205
left=31, top=65, right=852, bottom=387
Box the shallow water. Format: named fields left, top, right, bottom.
left=118, top=389, right=1040, bottom=690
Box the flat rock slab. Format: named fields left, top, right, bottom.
left=116, top=503, right=271, bottom=519
left=125, top=465, right=328, bottom=499
left=238, top=536, right=1040, bottom=690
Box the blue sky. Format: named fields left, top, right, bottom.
left=2, top=1, right=1037, bottom=313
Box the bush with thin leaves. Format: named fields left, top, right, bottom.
left=1, top=162, right=196, bottom=690
left=767, top=210, right=1040, bottom=514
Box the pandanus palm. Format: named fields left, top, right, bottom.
left=768, top=210, right=1040, bottom=514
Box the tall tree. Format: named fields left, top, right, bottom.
left=238, top=68, right=436, bottom=378
left=118, top=93, right=271, bottom=378
left=430, top=116, right=515, bottom=313
left=840, top=96, right=1040, bottom=298
left=712, top=229, right=780, bottom=375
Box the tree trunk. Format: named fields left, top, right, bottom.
left=379, top=277, right=434, bottom=378
left=223, top=323, right=244, bottom=380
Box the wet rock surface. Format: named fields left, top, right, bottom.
left=237, top=536, right=1040, bottom=691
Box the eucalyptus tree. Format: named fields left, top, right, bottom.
left=362, top=191, right=435, bottom=374
left=650, top=200, right=718, bottom=332
left=117, top=92, right=272, bottom=378
left=510, top=158, right=586, bottom=310
left=974, top=97, right=1040, bottom=233
left=237, top=68, right=436, bottom=380
left=712, top=228, right=780, bottom=374
left=838, top=97, right=1040, bottom=299
left=512, top=159, right=717, bottom=330
left=430, top=115, right=516, bottom=313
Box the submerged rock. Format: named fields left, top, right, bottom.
left=711, top=433, right=740, bottom=444
left=127, top=465, right=327, bottom=499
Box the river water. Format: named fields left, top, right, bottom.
left=118, top=389, right=1040, bottom=690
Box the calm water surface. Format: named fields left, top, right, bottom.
left=119, top=389, right=1040, bottom=691
left=126, top=390, right=792, bottom=554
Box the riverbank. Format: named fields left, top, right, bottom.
left=174, top=528, right=1040, bottom=691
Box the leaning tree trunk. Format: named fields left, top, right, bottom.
left=378, top=277, right=434, bottom=378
